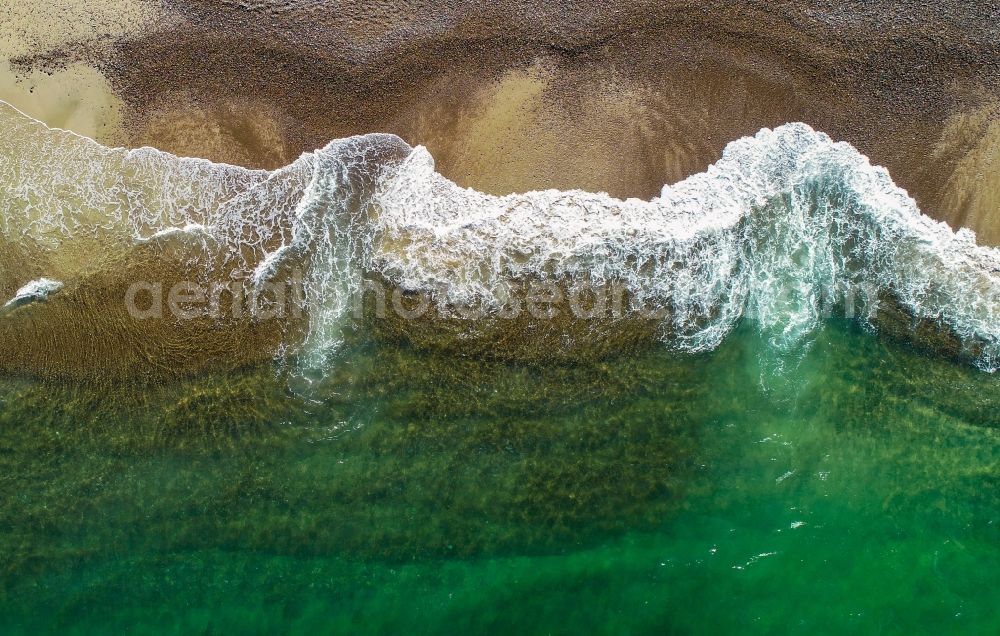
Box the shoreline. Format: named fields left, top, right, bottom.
left=2, top=103, right=998, bottom=380
left=3, top=1, right=999, bottom=242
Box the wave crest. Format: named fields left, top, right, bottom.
left=1, top=101, right=998, bottom=375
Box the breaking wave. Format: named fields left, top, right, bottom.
left=1, top=99, right=999, bottom=375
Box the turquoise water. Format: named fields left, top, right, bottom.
left=0, top=320, right=997, bottom=634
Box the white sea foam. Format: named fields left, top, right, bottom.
left=1, top=100, right=998, bottom=370
left=3, top=278, right=63, bottom=309
left=357, top=124, right=1000, bottom=369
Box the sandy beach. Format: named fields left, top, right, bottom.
left=3, top=0, right=998, bottom=241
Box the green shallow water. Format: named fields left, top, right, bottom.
left=0, top=320, right=998, bottom=634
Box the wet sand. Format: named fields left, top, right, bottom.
left=0, top=0, right=157, bottom=143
